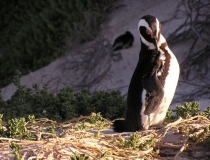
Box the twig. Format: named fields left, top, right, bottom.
left=0, top=137, right=20, bottom=142
left=161, top=117, right=183, bottom=137
left=173, top=138, right=188, bottom=160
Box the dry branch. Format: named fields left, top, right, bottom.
left=168, top=0, right=210, bottom=102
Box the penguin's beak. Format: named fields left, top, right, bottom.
left=152, top=38, right=158, bottom=50
left=154, top=30, right=161, bottom=50
left=155, top=39, right=158, bottom=49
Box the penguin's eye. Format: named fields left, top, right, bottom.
left=146, top=29, right=154, bottom=38
left=146, top=29, right=151, bottom=35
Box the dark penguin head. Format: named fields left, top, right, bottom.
left=112, top=31, right=134, bottom=51
left=138, top=15, right=161, bottom=50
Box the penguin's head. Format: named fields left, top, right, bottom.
left=138, top=15, right=161, bottom=50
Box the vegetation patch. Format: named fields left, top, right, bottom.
left=0, top=76, right=126, bottom=122
left=0, top=0, right=117, bottom=88
left=0, top=101, right=210, bottom=159
left=0, top=78, right=210, bottom=159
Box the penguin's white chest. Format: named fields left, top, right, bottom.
left=161, top=48, right=180, bottom=110
left=141, top=48, right=180, bottom=130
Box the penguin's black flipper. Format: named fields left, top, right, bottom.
left=142, top=53, right=164, bottom=115
left=113, top=120, right=125, bottom=132
left=142, top=71, right=164, bottom=115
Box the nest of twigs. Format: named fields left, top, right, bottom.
left=0, top=113, right=210, bottom=160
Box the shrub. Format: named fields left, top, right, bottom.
left=6, top=117, right=28, bottom=138
left=0, top=76, right=126, bottom=122
left=0, top=0, right=116, bottom=88
left=166, top=101, right=210, bottom=120
left=172, top=101, right=200, bottom=119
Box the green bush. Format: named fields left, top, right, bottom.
left=172, top=101, right=200, bottom=119
left=0, top=0, right=116, bottom=88
left=0, top=76, right=126, bottom=122
left=6, top=117, right=27, bottom=138
left=166, top=102, right=210, bottom=120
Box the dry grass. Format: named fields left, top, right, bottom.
left=0, top=115, right=210, bottom=160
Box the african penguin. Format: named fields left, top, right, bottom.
left=113, top=15, right=180, bottom=132
left=112, top=31, right=134, bottom=51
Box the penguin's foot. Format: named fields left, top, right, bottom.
left=113, top=119, right=125, bottom=132
left=150, top=124, right=165, bottom=130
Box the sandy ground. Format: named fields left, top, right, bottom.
left=1, top=0, right=209, bottom=109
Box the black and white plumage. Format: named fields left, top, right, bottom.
left=113, top=15, right=180, bottom=132
left=112, top=31, right=134, bottom=51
